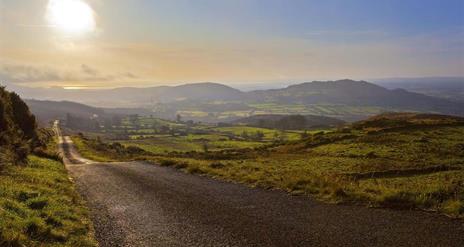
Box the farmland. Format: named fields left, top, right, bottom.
left=86, top=115, right=321, bottom=155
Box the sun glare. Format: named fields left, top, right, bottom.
left=46, top=0, right=96, bottom=33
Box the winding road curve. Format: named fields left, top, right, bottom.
left=56, top=122, right=464, bottom=247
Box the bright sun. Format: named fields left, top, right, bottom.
left=46, top=0, right=96, bottom=33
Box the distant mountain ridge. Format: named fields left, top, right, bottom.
left=373, top=77, right=464, bottom=103
left=13, top=82, right=244, bottom=107
left=10, top=79, right=464, bottom=121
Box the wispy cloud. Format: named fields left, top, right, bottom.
left=0, top=63, right=137, bottom=84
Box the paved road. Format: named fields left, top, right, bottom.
left=58, top=128, right=464, bottom=246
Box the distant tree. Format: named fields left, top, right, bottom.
left=273, top=130, right=287, bottom=143
left=152, top=124, right=158, bottom=134
left=241, top=131, right=249, bottom=139
left=104, top=118, right=113, bottom=130
left=129, top=114, right=139, bottom=127
left=279, top=131, right=287, bottom=142
left=93, top=120, right=101, bottom=131
left=300, top=130, right=310, bottom=140
left=254, top=131, right=265, bottom=141
left=202, top=141, right=209, bottom=153
left=186, top=120, right=195, bottom=127
left=273, top=131, right=279, bottom=140
left=169, top=129, right=176, bottom=137
left=112, top=115, right=122, bottom=127
left=176, top=114, right=182, bottom=123
left=277, top=115, right=307, bottom=130
left=160, top=125, right=170, bottom=134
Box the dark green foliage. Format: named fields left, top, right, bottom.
left=65, top=113, right=100, bottom=132
left=159, top=159, right=177, bottom=167
left=9, top=92, right=37, bottom=140
left=209, top=162, right=225, bottom=169
left=234, top=114, right=344, bottom=130
left=0, top=86, right=38, bottom=167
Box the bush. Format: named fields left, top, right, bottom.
left=209, top=162, right=225, bottom=169
left=33, top=147, right=62, bottom=162
left=159, top=159, right=177, bottom=167
left=187, top=166, right=204, bottom=174
left=0, top=86, right=39, bottom=168
left=175, top=162, right=188, bottom=169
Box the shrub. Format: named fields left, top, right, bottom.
left=159, top=159, right=177, bottom=167
left=187, top=166, right=204, bottom=174
left=209, top=162, right=226, bottom=169
left=174, top=162, right=188, bottom=169
left=0, top=86, right=39, bottom=168
left=32, top=147, right=62, bottom=162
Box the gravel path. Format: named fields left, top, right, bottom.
left=58, top=130, right=464, bottom=246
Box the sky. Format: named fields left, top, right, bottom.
left=0, top=0, right=463, bottom=89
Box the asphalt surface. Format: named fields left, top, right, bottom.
left=58, top=128, right=464, bottom=246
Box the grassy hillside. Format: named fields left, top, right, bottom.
left=0, top=87, right=97, bottom=246
left=74, top=113, right=464, bottom=217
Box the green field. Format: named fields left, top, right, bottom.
left=95, top=115, right=319, bottom=154
left=169, top=102, right=393, bottom=122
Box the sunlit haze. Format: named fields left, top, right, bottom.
left=46, top=0, right=96, bottom=33
left=0, top=0, right=463, bottom=89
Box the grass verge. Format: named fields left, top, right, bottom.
left=0, top=156, right=97, bottom=247
left=71, top=136, right=117, bottom=162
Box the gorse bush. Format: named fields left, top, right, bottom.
left=0, top=86, right=38, bottom=167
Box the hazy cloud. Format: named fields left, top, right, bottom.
left=81, top=64, right=99, bottom=76
left=0, top=63, right=138, bottom=84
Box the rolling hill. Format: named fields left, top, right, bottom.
left=373, top=77, right=464, bottom=103
left=246, top=80, right=464, bottom=116
left=11, top=79, right=464, bottom=122
left=25, top=99, right=104, bottom=124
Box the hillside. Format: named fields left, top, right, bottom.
left=232, top=114, right=345, bottom=130
left=25, top=99, right=104, bottom=124
left=246, top=80, right=464, bottom=116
